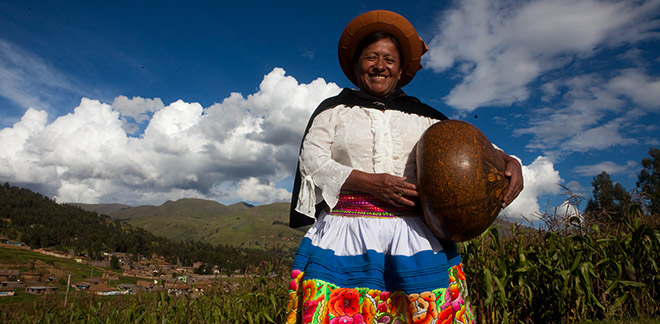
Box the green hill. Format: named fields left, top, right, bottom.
left=74, top=199, right=306, bottom=251
left=1, top=183, right=293, bottom=270
left=71, top=202, right=131, bottom=216
left=203, top=202, right=300, bottom=248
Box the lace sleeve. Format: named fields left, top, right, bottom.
left=295, top=109, right=353, bottom=216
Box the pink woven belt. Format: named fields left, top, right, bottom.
left=328, top=191, right=418, bottom=218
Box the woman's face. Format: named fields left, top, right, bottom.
left=354, top=38, right=402, bottom=98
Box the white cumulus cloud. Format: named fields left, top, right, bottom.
left=0, top=68, right=341, bottom=205
left=237, top=177, right=292, bottom=203
left=112, top=95, right=165, bottom=121
left=501, top=155, right=562, bottom=220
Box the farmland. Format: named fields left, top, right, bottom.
left=1, top=207, right=659, bottom=323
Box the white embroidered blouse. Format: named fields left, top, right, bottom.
left=295, top=104, right=442, bottom=217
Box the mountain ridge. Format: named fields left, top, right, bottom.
left=72, top=198, right=304, bottom=250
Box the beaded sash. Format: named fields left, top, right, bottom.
left=328, top=191, right=418, bottom=218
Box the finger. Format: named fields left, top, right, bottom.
left=505, top=163, right=517, bottom=177
left=397, top=195, right=416, bottom=207
left=502, top=183, right=522, bottom=207
left=503, top=183, right=514, bottom=206
left=386, top=190, right=416, bottom=207
left=502, top=160, right=523, bottom=207
left=399, top=181, right=417, bottom=190
left=385, top=196, right=405, bottom=207
left=503, top=185, right=517, bottom=205
left=502, top=191, right=513, bottom=207
left=398, top=187, right=419, bottom=197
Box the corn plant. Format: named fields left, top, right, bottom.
left=463, top=201, right=660, bottom=324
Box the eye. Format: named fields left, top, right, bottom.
left=363, top=55, right=377, bottom=61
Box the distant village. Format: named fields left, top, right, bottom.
left=0, top=237, right=241, bottom=298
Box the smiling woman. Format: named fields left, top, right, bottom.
left=285, top=9, right=523, bottom=324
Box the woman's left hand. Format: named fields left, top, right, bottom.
left=497, top=150, right=524, bottom=208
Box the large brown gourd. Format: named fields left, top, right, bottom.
left=416, top=120, right=509, bottom=242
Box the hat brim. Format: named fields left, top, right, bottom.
left=338, top=10, right=428, bottom=88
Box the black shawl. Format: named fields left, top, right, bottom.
left=289, top=88, right=448, bottom=228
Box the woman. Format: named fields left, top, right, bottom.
left=286, top=10, right=523, bottom=324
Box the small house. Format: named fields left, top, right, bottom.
left=74, top=282, right=91, bottom=290
left=0, top=288, right=15, bottom=297
left=25, top=286, right=57, bottom=295
left=74, top=256, right=88, bottom=264
left=89, top=285, right=127, bottom=296
left=83, top=278, right=103, bottom=286
left=102, top=272, right=119, bottom=280
left=21, top=272, right=43, bottom=282
left=166, top=282, right=190, bottom=297
left=137, top=280, right=157, bottom=291
left=118, top=283, right=138, bottom=294
left=1, top=281, right=24, bottom=289
left=0, top=269, right=19, bottom=281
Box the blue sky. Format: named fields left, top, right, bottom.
left=1, top=0, right=659, bottom=221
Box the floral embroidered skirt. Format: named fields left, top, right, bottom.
left=286, top=192, right=475, bottom=324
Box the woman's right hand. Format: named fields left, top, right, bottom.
left=342, top=170, right=418, bottom=207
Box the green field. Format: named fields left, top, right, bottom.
left=0, top=245, right=132, bottom=305
left=2, top=209, right=659, bottom=323
left=0, top=244, right=289, bottom=323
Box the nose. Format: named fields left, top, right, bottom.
left=372, top=59, right=386, bottom=71
left=372, top=66, right=385, bottom=73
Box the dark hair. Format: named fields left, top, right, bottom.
left=352, top=31, right=403, bottom=65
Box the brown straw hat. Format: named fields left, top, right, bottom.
left=338, top=10, right=428, bottom=88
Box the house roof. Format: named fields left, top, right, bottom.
left=21, top=272, right=43, bottom=276
left=136, top=280, right=156, bottom=287
left=165, top=282, right=190, bottom=290
left=89, top=285, right=117, bottom=292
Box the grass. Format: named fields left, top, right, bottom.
left=581, top=320, right=660, bottom=324
left=89, top=200, right=305, bottom=251
left=462, top=203, right=660, bottom=323
left=0, top=262, right=289, bottom=323
left=2, top=200, right=659, bottom=323
left=0, top=245, right=116, bottom=306
left=0, top=246, right=106, bottom=279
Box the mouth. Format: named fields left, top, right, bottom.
left=370, top=74, right=388, bottom=80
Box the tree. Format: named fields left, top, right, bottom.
left=110, top=255, right=120, bottom=270
left=637, top=147, right=660, bottom=216
left=194, top=263, right=211, bottom=275
left=585, top=171, right=631, bottom=222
